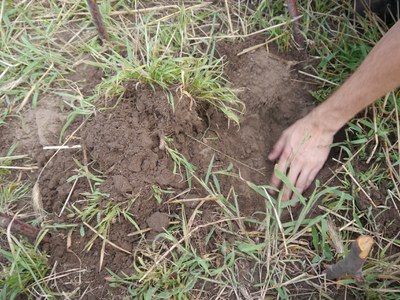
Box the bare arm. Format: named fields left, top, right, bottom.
left=269, top=21, right=400, bottom=202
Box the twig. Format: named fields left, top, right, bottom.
left=186, top=134, right=265, bottom=176
left=0, top=212, right=49, bottom=243
left=43, top=145, right=82, bottom=150
left=340, top=163, right=377, bottom=208
left=36, top=119, right=87, bottom=185
left=166, top=196, right=218, bottom=204
left=58, top=177, right=79, bottom=217
left=189, top=16, right=303, bottom=40
left=224, top=0, right=234, bottom=35
left=17, top=64, right=54, bottom=113
left=0, top=166, right=38, bottom=170
left=87, top=0, right=109, bottom=41
left=127, top=228, right=151, bottom=237
left=286, top=0, right=305, bottom=48
left=83, top=222, right=132, bottom=255
left=298, top=70, right=339, bottom=86
left=109, top=5, right=179, bottom=15
left=236, top=34, right=286, bottom=57
left=366, top=103, right=379, bottom=164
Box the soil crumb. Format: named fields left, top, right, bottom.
left=146, top=212, right=170, bottom=232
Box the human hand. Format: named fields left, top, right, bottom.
left=268, top=112, right=334, bottom=203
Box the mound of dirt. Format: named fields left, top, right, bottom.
left=79, top=40, right=315, bottom=219
left=1, top=39, right=316, bottom=298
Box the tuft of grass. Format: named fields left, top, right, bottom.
left=89, top=4, right=244, bottom=125
left=0, top=236, right=53, bottom=300
left=0, top=1, right=89, bottom=124
left=151, top=184, right=174, bottom=204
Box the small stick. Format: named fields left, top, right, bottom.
left=43, top=145, right=82, bottom=150
left=224, top=0, right=234, bottom=35
left=127, top=228, right=151, bottom=237
left=0, top=212, right=49, bottom=243
left=341, top=164, right=377, bottom=208
left=286, top=0, right=305, bottom=48
left=58, top=177, right=79, bottom=217
left=188, top=15, right=303, bottom=41
left=87, top=0, right=109, bottom=41
left=236, top=33, right=286, bottom=57
left=298, top=70, right=339, bottom=86
left=166, top=196, right=218, bottom=204
left=325, top=235, right=374, bottom=285
left=0, top=166, right=38, bottom=170
left=127, top=221, right=180, bottom=237
left=83, top=222, right=132, bottom=255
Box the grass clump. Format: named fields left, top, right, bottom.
left=66, top=160, right=140, bottom=252
left=163, top=135, right=197, bottom=187
left=0, top=1, right=85, bottom=124
left=91, top=5, right=244, bottom=124
left=0, top=237, right=52, bottom=300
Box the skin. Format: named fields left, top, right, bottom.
left=269, top=21, right=400, bottom=202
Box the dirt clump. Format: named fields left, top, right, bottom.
left=146, top=212, right=170, bottom=232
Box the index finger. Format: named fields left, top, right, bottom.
left=269, top=154, right=290, bottom=193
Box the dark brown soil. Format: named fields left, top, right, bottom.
left=1, top=36, right=398, bottom=299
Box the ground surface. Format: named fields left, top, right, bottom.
left=0, top=37, right=319, bottom=298
left=2, top=1, right=400, bottom=299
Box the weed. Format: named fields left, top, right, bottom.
left=151, top=184, right=174, bottom=204
left=65, top=160, right=140, bottom=252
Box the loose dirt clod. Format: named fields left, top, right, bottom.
left=113, top=175, right=133, bottom=194
left=146, top=212, right=170, bottom=232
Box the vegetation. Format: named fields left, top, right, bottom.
left=1, top=0, right=399, bottom=299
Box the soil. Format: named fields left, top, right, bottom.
left=0, top=36, right=398, bottom=299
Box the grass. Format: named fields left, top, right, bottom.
left=66, top=159, right=141, bottom=258
left=105, top=162, right=352, bottom=299
left=89, top=3, right=245, bottom=125
left=1, top=0, right=400, bottom=299
left=163, top=135, right=197, bottom=187
left=0, top=236, right=52, bottom=300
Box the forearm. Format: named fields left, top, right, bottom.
left=312, top=21, right=400, bottom=134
